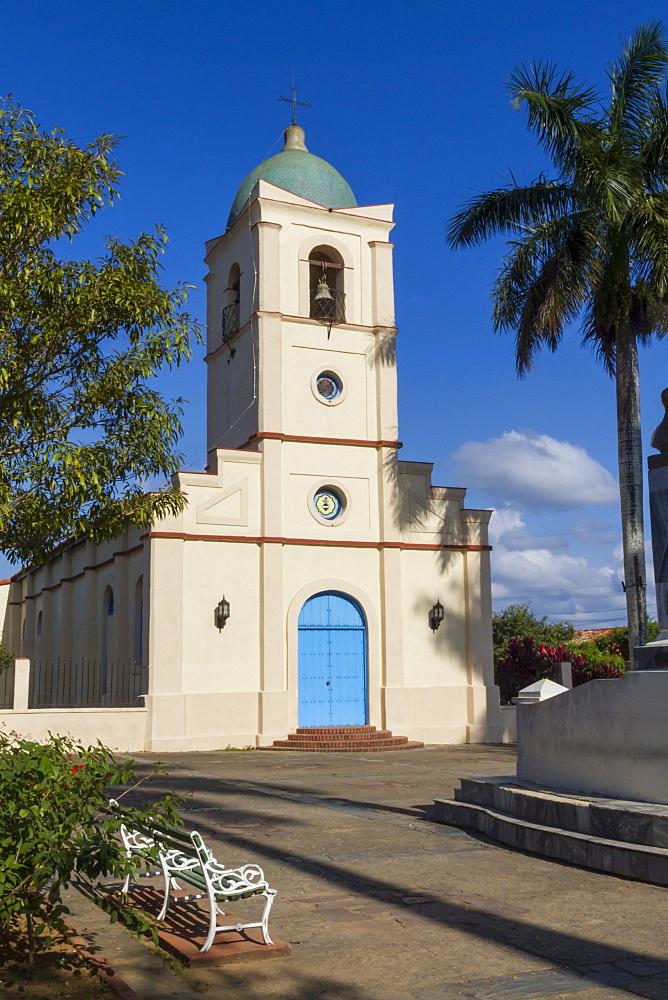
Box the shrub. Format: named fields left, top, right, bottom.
left=591, top=621, right=660, bottom=661
left=495, top=636, right=625, bottom=705
left=492, top=603, right=575, bottom=666
left=0, top=731, right=179, bottom=961
left=567, top=640, right=626, bottom=676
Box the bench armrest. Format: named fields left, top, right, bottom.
left=207, top=861, right=268, bottom=894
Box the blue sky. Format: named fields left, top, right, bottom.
left=4, top=0, right=668, bottom=628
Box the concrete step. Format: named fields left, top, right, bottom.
left=433, top=777, right=668, bottom=886
left=454, top=776, right=668, bottom=847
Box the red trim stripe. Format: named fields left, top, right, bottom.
left=239, top=432, right=402, bottom=450
left=8, top=543, right=145, bottom=604
left=143, top=530, right=490, bottom=553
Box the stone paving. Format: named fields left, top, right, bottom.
left=109, top=745, right=668, bottom=999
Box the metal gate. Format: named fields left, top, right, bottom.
left=298, top=592, right=367, bottom=727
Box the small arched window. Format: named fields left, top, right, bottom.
left=222, top=263, right=241, bottom=348
left=36, top=611, right=42, bottom=636
left=309, top=246, right=345, bottom=324
left=134, top=576, right=144, bottom=666
left=102, top=585, right=114, bottom=674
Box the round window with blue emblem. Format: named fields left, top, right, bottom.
left=316, top=371, right=342, bottom=401
left=313, top=486, right=344, bottom=521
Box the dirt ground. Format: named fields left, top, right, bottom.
left=0, top=916, right=111, bottom=1000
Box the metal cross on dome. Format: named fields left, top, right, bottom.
left=278, top=74, right=311, bottom=125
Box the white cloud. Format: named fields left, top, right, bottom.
left=488, top=505, right=627, bottom=626
left=453, top=430, right=618, bottom=509
left=488, top=504, right=570, bottom=552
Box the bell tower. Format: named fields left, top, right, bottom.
left=182, top=119, right=502, bottom=747
left=203, top=124, right=398, bottom=468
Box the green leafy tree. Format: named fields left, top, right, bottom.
left=492, top=602, right=575, bottom=666
left=0, top=99, right=201, bottom=566
left=0, top=732, right=180, bottom=962
left=589, top=619, right=660, bottom=660
left=447, top=22, right=668, bottom=658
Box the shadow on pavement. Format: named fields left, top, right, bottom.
left=119, top=767, right=668, bottom=1000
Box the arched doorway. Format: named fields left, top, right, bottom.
left=298, top=592, right=367, bottom=727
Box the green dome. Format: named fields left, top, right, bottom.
left=227, top=125, right=357, bottom=228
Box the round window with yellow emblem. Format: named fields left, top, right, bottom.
left=313, top=486, right=344, bottom=521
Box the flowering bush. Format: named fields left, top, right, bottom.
left=0, top=731, right=179, bottom=960
left=495, top=637, right=625, bottom=704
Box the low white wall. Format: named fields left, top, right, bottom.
left=0, top=658, right=148, bottom=751
left=0, top=708, right=148, bottom=751
left=517, top=671, right=668, bottom=804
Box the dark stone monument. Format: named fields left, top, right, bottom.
left=635, top=388, right=668, bottom=669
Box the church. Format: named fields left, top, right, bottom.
left=0, top=120, right=507, bottom=751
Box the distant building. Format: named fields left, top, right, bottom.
left=573, top=629, right=617, bottom=643
left=1, top=123, right=507, bottom=750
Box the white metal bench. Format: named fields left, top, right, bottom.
left=110, top=802, right=276, bottom=952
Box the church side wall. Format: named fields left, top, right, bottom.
left=9, top=529, right=148, bottom=668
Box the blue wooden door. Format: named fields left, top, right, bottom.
left=298, top=592, right=367, bottom=727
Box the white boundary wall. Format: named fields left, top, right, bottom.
left=517, top=671, right=668, bottom=804
left=0, top=658, right=147, bottom=751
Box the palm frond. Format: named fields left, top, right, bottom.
left=508, top=62, right=603, bottom=175
left=627, top=195, right=668, bottom=291
left=492, top=214, right=600, bottom=375
left=642, top=86, right=668, bottom=189
left=447, top=181, right=578, bottom=248
left=629, top=284, right=668, bottom=342
left=581, top=304, right=616, bottom=375
left=581, top=250, right=634, bottom=371
left=608, top=21, right=668, bottom=137
left=601, top=149, right=644, bottom=224
left=492, top=212, right=594, bottom=326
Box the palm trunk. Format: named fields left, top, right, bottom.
left=615, top=322, right=647, bottom=662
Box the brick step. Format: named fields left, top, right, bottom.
left=272, top=736, right=409, bottom=748
left=285, top=730, right=393, bottom=742
left=258, top=725, right=423, bottom=753
left=259, top=741, right=424, bottom=753
left=294, top=726, right=377, bottom=735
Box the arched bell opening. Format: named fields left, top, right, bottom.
left=222, top=262, right=241, bottom=352
left=308, top=246, right=346, bottom=325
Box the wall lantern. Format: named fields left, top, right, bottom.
left=429, top=601, right=444, bottom=632
left=214, top=597, right=230, bottom=630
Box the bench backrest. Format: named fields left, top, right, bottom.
left=109, top=799, right=194, bottom=858
left=109, top=800, right=254, bottom=897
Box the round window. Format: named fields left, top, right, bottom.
left=313, top=486, right=345, bottom=521
left=315, top=371, right=342, bottom=401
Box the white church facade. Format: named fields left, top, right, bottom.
left=0, top=124, right=507, bottom=750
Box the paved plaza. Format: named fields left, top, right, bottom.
left=103, top=745, right=668, bottom=999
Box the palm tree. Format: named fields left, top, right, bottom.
left=447, top=21, right=668, bottom=660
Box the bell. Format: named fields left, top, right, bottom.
left=313, top=278, right=334, bottom=302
